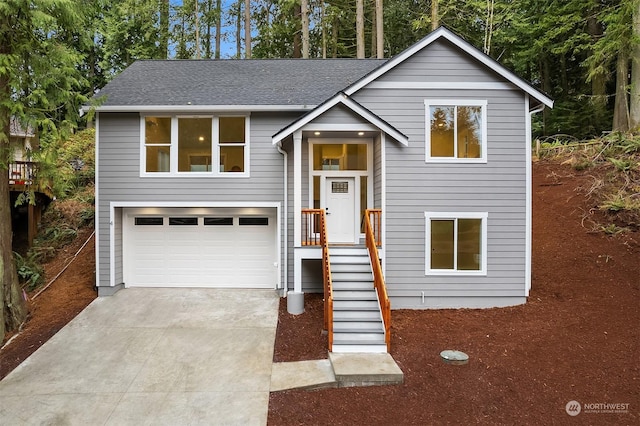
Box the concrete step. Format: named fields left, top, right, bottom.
left=332, top=272, right=373, bottom=282
left=333, top=300, right=379, bottom=311
left=330, top=263, right=372, bottom=273
left=331, top=344, right=389, bottom=354
left=333, top=290, right=377, bottom=301
left=328, top=353, right=404, bottom=385
left=332, top=280, right=374, bottom=291
left=334, top=310, right=381, bottom=321
left=333, top=320, right=384, bottom=333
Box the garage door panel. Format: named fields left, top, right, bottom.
left=124, top=208, right=277, bottom=289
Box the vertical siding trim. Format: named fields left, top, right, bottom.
left=109, top=203, right=115, bottom=286
left=94, top=114, right=101, bottom=288
left=381, top=133, right=387, bottom=275
left=525, top=94, right=540, bottom=296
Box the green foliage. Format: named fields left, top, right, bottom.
left=13, top=252, right=44, bottom=291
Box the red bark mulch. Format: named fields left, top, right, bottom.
left=269, top=161, right=639, bottom=425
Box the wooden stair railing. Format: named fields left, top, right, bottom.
left=364, top=209, right=391, bottom=351
left=301, top=208, right=334, bottom=351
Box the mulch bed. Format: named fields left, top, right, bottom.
left=268, top=161, right=639, bottom=424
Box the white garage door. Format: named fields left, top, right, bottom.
left=123, top=208, right=277, bottom=288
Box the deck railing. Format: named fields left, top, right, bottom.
left=301, top=208, right=334, bottom=351
left=8, top=161, right=36, bottom=185
left=364, top=209, right=391, bottom=351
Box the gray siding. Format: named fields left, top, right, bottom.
left=353, top=40, right=529, bottom=308
left=311, top=104, right=371, bottom=125
left=302, top=259, right=323, bottom=293
left=376, top=39, right=502, bottom=83
left=97, top=111, right=297, bottom=288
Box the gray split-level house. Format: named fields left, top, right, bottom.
left=90, top=27, right=552, bottom=353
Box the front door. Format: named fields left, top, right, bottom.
left=325, top=177, right=356, bottom=243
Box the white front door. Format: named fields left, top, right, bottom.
left=325, top=177, right=356, bottom=243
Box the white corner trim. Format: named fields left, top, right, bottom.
left=94, top=115, right=101, bottom=288
left=525, top=94, right=536, bottom=296
left=344, top=27, right=553, bottom=109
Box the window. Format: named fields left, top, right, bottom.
left=204, top=217, right=233, bottom=226
left=425, top=212, right=488, bottom=275
left=168, top=217, right=198, bottom=225
left=312, top=144, right=367, bottom=171
left=141, top=115, right=248, bottom=176
left=239, top=217, right=269, bottom=226
left=135, top=217, right=163, bottom=226
left=425, top=100, right=487, bottom=162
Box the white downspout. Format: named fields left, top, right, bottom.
left=277, top=142, right=288, bottom=295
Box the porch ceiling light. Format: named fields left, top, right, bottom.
left=314, top=131, right=321, bottom=136
left=358, top=131, right=365, bottom=136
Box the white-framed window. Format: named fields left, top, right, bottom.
left=424, top=212, right=488, bottom=275
left=141, top=115, right=249, bottom=176
left=424, top=99, right=487, bottom=163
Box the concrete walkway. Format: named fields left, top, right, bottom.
left=0, top=288, right=279, bottom=426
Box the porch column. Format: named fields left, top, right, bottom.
left=290, top=130, right=305, bottom=312
left=293, top=130, right=302, bottom=249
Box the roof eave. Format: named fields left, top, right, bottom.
left=83, top=104, right=315, bottom=113
left=272, top=92, right=409, bottom=146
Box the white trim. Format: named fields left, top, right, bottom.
left=110, top=201, right=282, bottom=289
left=272, top=93, right=408, bottom=146
left=94, top=114, right=101, bottom=288
left=424, top=211, right=488, bottom=276
left=307, top=138, right=374, bottom=243
left=301, top=123, right=378, bottom=132
left=87, top=104, right=313, bottom=113
left=368, top=81, right=516, bottom=90
left=424, top=99, right=488, bottom=163
left=380, top=133, right=387, bottom=275
left=525, top=95, right=543, bottom=296
left=344, top=27, right=553, bottom=108
left=140, top=114, right=250, bottom=178
left=293, top=131, right=302, bottom=251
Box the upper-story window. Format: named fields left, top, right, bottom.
left=425, top=100, right=487, bottom=163
left=142, top=115, right=249, bottom=176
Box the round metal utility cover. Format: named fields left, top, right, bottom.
left=440, top=350, right=469, bottom=365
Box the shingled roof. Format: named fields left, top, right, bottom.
left=96, top=59, right=386, bottom=110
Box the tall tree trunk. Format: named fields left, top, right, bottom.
left=293, top=3, right=301, bottom=58
left=215, top=0, right=222, bottom=59
left=301, top=0, right=309, bottom=58
left=332, top=15, right=338, bottom=58
left=236, top=0, right=242, bottom=58
left=483, top=0, right=494, bottom=54
left=587, top=11, right=607, bottom=128
left=205, top=0, right=213, bottom=58
left=630, top=0, right=640, bottom=131
left=160, top=0, right=170, bottom=58
left=613, top=52, right=631, bottom=132
left=321, top=1, right=327, bottom=58
left=195, top=0, right=201, bottom=59
left=0, top=79, right=28, bottom=341
left=431, top=0, right=439, bottom=30
left=371, top=0, right=376, bottom=58
left=245, top=0, right=251, bottom=58
left=375, top=0, right=383, bottom=58
left=356, top=0, right=365, bottom=58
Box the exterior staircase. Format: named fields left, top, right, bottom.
left=330, top=246, right=387, bottom=353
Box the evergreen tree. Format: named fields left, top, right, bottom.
left=0, top=0, right=86, bottom=340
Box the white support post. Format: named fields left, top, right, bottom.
left=293, top=131, right=302, bottom=248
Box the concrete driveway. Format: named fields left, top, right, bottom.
left=0, top=288, right=279, bottom=425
